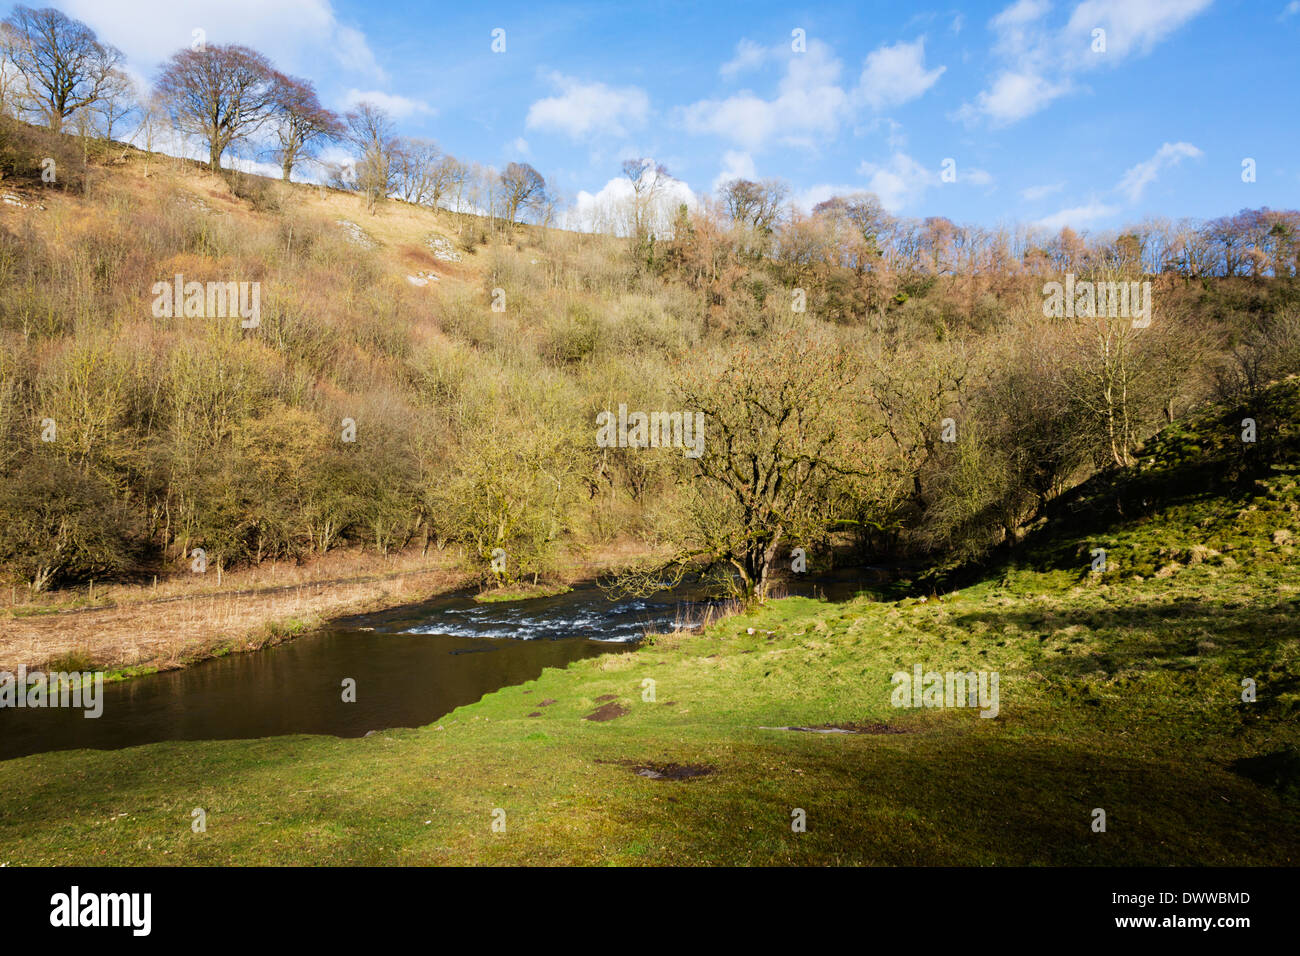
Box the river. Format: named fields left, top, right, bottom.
left=0, top=570, right=882, bottom=761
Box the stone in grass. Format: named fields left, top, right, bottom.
left=425, top=234, right=462, bottom=262
left=336, top=219, right=376, bottom=249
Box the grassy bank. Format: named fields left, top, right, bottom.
left=2, top=386, right=1298, bottom=865
left=1, top=571, right=1296, bottom=864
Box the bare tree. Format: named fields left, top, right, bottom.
left=621, top=156, right=671, bottom=239
left=130, top=90, right=166, bottom=177
left=499, top=161, right=547, bottom=224
left=392, top=137, right=444, bottom=205
left=0, top=5, right=123, bottom=133
left=442, top=156, right=470, bottom=229
left=269, top=74, right=341, bottom=182
left=156, top=43, right=279, bottom=171
left=613, top=329, right=864, bottom=602
left=0, top=28, right=28, bottom=117
left=720, top=177, right=788, bottom=257
left=344, top=101, right=398, bottom=212
left=813, top=192, right=893, bottom=272
left=90, top=67, right=134, bottom=141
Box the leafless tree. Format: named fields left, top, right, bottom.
left=1, top=5, right=123, bottom=133
left=269, top=74, right=341, bottom=182
left=156, top=43, right=279, bottom=171
left=344, top=101, right=399, bottom=212
left=90, top=67, right=134, bottom=141
left=621, top=157, right=671, bottom=239
left=499, top=161, right=547, bottom=224
left=393, top=137, right=446, bottom=205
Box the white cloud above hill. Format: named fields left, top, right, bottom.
left=61, top=0, right=384, bottom=82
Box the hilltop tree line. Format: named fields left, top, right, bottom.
left=0, top=5, right=554, bottom=226
left=4, top=7, right=1297, bottom=272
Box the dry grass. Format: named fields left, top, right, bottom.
left=0, top=538, right=659, bottom=674
left=0, top=559, right=468, bottom=675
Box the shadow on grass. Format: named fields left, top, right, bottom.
left=601, top=733, right=1300, bottom=865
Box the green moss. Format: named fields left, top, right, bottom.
left=474, top=584, right=573, bottom=603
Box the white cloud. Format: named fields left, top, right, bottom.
left=1033, top=200, right=1121, bottom=231
left=858, top=38, right=945, bottom=110
left=567, top=168, right=696, bottom=235
left=990, top=0, right=1054, bottom=57
left=720, top=39, right=768, bottom=78
left=959, top=0, right=1212, bottom=126
left=1028, top=139, right=1202, bottom=229
left=343, top=89, right=434, bottom=119
left=1116, top=141, right=1202, bottom=202
left=1285, top=1, right=1300, bottom=19
left=526, top=73, right=650, bottom=141
left=790, top=183, right=864, bottom=213
left=857, top=152, right=937, bottom=211
left=60, top=0, right=384, bottom=82
left=508, top=137, right=531, bottom=157
left=1021, top=181, right=1065, bottom=200
left=712, top=150, right=757, bottom=192
left=684, top=39, right=849, bottom=151
left=958, top=70, right=1072, bottom=126
left=1062, top=0, right=1215, bottom=67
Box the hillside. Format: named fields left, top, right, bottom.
left=3, top=143, right=1300, bottom=678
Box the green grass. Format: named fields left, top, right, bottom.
left=2, top=383, right=1299, bottom=865
left=1, top=568, right=1295, bottom=864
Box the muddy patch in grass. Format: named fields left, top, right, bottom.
left=634, top=762, right=714, bottom=781
left=597, top=758, right=715, bottom=781
left=759, top=722, right=911, bottom=735
left=583, top=702, right=628, bottom=721
left=594, top=694, right=618, bottom=702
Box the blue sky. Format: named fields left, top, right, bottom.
left=19, top=0, right=1300, bottom=231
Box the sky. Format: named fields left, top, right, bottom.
left=11, top=0, right=1300, bottom=233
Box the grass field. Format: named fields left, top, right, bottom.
left=2, top=384, right=1298, bottom=865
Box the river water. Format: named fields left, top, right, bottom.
left=0, top=581, right=719, bottom=761
left=0, top=570, right=883, bottom=761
